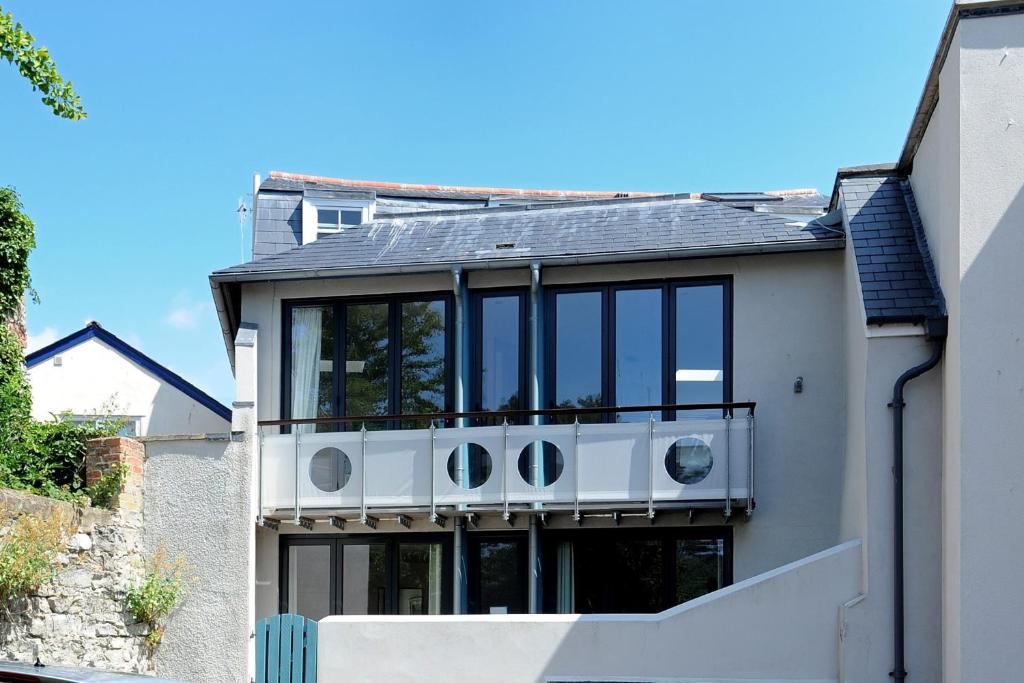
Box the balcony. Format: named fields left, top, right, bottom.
left=257, top=403, right=755, bottom=527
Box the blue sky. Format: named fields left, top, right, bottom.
left=2, top=1, right=949, bottom=405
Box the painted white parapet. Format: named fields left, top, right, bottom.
left=260, top=416, right=753, bottom=518
left=317, top=539, right=862, bottom=683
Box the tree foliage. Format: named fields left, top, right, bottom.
left=0, top=187, right=34, bottom=457
left=0, top=7, right=86, bottom=120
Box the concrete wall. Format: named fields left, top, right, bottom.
left=243, top=250, right=848, bottom=585
left=317, top=540, right=861, bottom=683
left=909, top=10, right=1024, bottom=682
left=28, top=336, right=229, bottom=436
left=142, top=435, right=251, bottom=683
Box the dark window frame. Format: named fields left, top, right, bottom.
left=281, top=292, right=455, bottom=430
left=464, top=530, right=530, bottom=615
left=279, top=533, right=454, bottom=616
left=544, top=277, right=733, bottom=421
left=539, top=525, right=733, bottom=614
left=469, top=288, right=529, bottom=421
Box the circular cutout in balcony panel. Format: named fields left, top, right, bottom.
left=517, top=441, right=565, bottom=487
left=446, top=443, right=493, bottom=489
left=665, top=437, right=713, bottom=485
left=309, top=447, right=353, bottom=492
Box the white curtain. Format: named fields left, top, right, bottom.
left=291, top=307, right=323, bottom=433
left=556, top=541, right=575, bottom=614
left=428, top=543, right=443, bottom=615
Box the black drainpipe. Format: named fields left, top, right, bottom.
left=889, top=317, right=946, bottom=683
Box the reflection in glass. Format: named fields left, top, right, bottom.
left=309, top=447, right=352, bottom=492
left=447, top=444, right=492, bottom=489
left=517, top=441, right=564, bottom=487
left=345, top=303, right=389, bottom=425
left=480, top=295, right=521, bottom=413
left=676, top=285, right=724, bottom=418
left=342, top=543, right=387, bottom=615
left=401, top=300, right=447, bottom=427
left=398, top=543, right=444, bottom=615
left=290, top=306, right=334, bottom=433
left=473, top=540, right=525, bottom=614
left=572, top=537, right=663, bottom=613
left=665, top=436, right=714, bottom=485
left=615, top=288, right=662, bottom=422
left=676, top=539, right=725, bottom=603
left=554, top=291, right=603, bottom=423
left=288, top=545, right=331, bottom=620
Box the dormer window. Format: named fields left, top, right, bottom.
left=317, top=208, right=364, bottom=234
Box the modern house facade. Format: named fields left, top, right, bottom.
left=202, top=2, right=1024, bottom=680
left=26, top=322, right=230, bottom=437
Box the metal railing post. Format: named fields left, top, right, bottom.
left=430, top=420, right=438, bottom=523
left=746, top=411, right=755, bottom=516
left=724, top=411, right=733, bottom=520
left=648, top=413, right=656, bottom=520
left=293, top=430, right=301, bottom=525
left=573, top=417, right=581, bottom=523
left=360, top=424, right=368, bottom=524
left=502, top=418, right=510, bottom=520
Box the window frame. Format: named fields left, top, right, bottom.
left=464, top=530, right=530, bottom=615
left=544, top=277, right=733, bottom=421
left=279, top=533, right=454, bottom=616
left=469, top=288, right=529, bottom=418
left=281, top=292, right=455, bottom=430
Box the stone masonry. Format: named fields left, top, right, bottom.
left=0, top=438, right=152, bottom=672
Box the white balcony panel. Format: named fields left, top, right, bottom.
left=297, top=431, right=363, bottom=509
left=576, top=422, right=652, bottom=502
left=431, top=426, right=506, bottom=505
left=261, top=433, right=295, bottom=510
left=650, top=419, right=750, bottom=501
left=504, top=424, right=577, bottom=503
left=364, top=428, right=432, bottom=507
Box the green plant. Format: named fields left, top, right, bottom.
left=0, top=7, right=85, bottom=120
left=125, top=547, right=193, bottom=648
left=85, top=463, right=128, bottom=510
left=0, top=505, right=69, bottom=604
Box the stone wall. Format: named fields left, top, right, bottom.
left=0, top=488, right=151, bottom=672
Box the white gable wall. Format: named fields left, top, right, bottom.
left=28, top=336, right=229, bottom=436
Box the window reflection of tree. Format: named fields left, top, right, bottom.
left=400, top=301, right=446, bottom=428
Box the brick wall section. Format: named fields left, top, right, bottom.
left=85, top=438, right=144, bottom=511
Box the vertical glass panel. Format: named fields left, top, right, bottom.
left=317, top=208, right=340, bottom=229
left=480, top=295, right=521, bottom=413
left=571, top=536, right=663, bottom=613
left=401, top=300, right=447, bottom=426
left=339, top=209, right=364, bottom=227
left=345, top=303, right=389, bottom=426
left=287, top=544, right=331, bottom=620
left=473, top=540, right=525, bottom=614
left=398, top=543, right=444, bottom=615
left=554, top=291, right=603, bottom=423
left=676, top=538, right=725, bottom=604
left=675, top=285, right=725, bottom=417
left=555, top=541, right=575, bottom=614
left=290, top=305, right=334, bottom=433
left=341, top=543, right=387, bottom=615
left=615, top=288, right=663, bottom=422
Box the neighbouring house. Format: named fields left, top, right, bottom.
left=189, top=2, right=1022, bottom=681
left=25, top=322, right=230, bottom=436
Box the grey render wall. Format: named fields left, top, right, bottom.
left=142, top=435, right=250, bottom=683
left=243, top=249, right=848, bottom=589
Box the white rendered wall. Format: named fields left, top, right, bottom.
left=316, top=540, right=861, bottom=683
left=28, top=336, right=228, bottom=436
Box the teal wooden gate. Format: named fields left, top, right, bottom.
left=255, top=614, right=317, bottom=683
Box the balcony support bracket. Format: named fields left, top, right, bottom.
left=398, top=514, right=413, bottom=529
left=611, top=511, right=621, bottom=526
left=361, top=514, right=379, bottom=530
left=431, top=513, right=447, bottom=528
left=504, top=513, right=517, bottom=527
left=329, top=516, right=345, bottom=531
left=297, top=516, right=315, bottom=531
left=259, top=518, right=279, bottom=532
left=465, top=512, right=479, bottom=529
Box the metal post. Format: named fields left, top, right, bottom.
left=257, top=426, right=265, bottom=526
left=453, top=518, right=465, bottom=614
left=293, top=430, right=301, bottom=525
left=502, top=418, right=510, bottom=520
left=647, top=413, right=656, bottom=520
left=573, top=417, right=581, bottom=523
left=724, top=412, right=733, bottom=520
left=360, top=424, right=367, bottom=524
left=528, top=516, right=539, bottom=614
left=430, top=420, right=438, bottom=523
left=746, top=412, right=755, bottom=516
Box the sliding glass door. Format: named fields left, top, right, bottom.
left=281, top=535, right=451, bottom=618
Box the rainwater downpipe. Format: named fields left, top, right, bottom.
left=889, top=317, right=946, bottom=683
left=528, top=260, right=543, bottom=613
left=452, top=265, right=469, bottom=614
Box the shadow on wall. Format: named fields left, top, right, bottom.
left=144, top=380, right=229, bottom=437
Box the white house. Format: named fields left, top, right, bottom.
left=25, top=322, right=230, bottom=437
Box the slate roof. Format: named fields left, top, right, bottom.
left=212, top=193, right=843, bottom=281
left=838, top=174, right=945, bottom=325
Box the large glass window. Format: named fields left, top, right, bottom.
left=282, top=536, right=451, bottom=617
left=289, top=305, right=334, bottom=432
left=400, top=300, right=447, bottom=420
left=345, top=303, right=389, bottom=419
left=552, top=290, right=603, bottom=422
left=614, top=288, right=663, bottom=422
left=476, top=293, right=524, bottom=413
left=675, top=285, right=725, bottom=415
left=467, top=535, right=527, bottom=615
